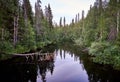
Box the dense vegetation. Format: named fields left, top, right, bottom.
left=0, top=0, right=53, bottom=55
left=76, top=0, right=120, bottom=70
left=0, top=0, right=120, bottom=70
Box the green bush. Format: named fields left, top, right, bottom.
left=89, top=41, right=110, bottom=56
left=89, top=41, right=120, bottom=69
left=74, top=37, right=85, bottom=47
left=0, top=41, right=14, bottom=54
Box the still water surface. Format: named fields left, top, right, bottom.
left=0, top=45, right=120, bottom=82
left=37, top=49, right=89, bottom=82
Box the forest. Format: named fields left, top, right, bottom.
left=0, top=0, right=120, bottom=70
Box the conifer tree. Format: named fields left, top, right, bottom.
left=82, top=10, right=85, bottom=20
left=21, top=0, right=35, bottom=49
left=78, top=13, right=80, bottom=22
left=48, top=4, right=53, bottom=28
left=35, top=0, right=43, bottom=34
left=75, top=14, right=78, bottom=23
left=63, top=17, right=66, bottom=27
left=72, top=19, right=74, bottom=25
left=45, top=4, right=53, bottom=28
left=59, top=17, right=62, bottom=27
left=22, top=0, right=33, bottom=26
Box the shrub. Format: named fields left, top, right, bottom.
left=89, top=41, right=120, bottom=69
left=0, top=41, right=14, bottom=54
left=89, top=41, right=110, bottom=56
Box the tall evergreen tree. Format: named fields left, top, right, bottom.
left=48, top=4, right=53, bottom=28
left=35, top=0, right=43, bottom=35
left=45, top=4, right=53, bottom=28
left=82, top=10, right=85, bottom=20
left=75, top=14, right=78, bottom=23
left=72, top=19, right=74, bottom=25
left=59, top=17, right=62, bottom=27
left=78, top=13, right=80, bottom=22
left=63, top=17, right=66, bottom=27
left=20, top=0, right=35, bottom=49
left=107, top=0, right=118, bottom=41
left=22, top=0, right=33, bottom=26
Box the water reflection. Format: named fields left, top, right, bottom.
left=0, top=44, right=120, bottom=82
left=37, top=53, right=55, bottom=82
left=0, top=53, right=55, bottom=82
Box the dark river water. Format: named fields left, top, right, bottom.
left=0, top=44, right=120, bottom=82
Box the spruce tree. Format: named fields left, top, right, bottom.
left=48, top=4, right=53, bottom=28
left=59, top=17, right=62, bottom=27
left=45, top=4, right=53, bottom=28
left=63, top=17, right=66, bottom=27
left=35, top=0, right=43, bottom=35
left=22, top=0, right=33, bottom=26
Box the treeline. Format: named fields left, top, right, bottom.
left=0, top=0, right=53, bottom=54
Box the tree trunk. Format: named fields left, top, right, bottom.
left=13, top=15, right=19, bottom=47
left=14, top=17, right=16, bottom=47
left=116, top=0, right=120, bottom=37
left=108, top=27, right=117, bottom=41
left=117, top=11, right=119, bottom=34
left=1, top=28, right=4, bottom=40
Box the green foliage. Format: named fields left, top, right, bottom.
left=52, top=26, right=79, bottom=44
left=70, top=0, right=120, bottom=70
left=0, top=41, right=14, bottom=54
left=89, top=41, right=120, bottom=70
left=25, top=21, right=36, bottom=50
left=15, top=45, right=28, bottom=53
left=75, top=37, right=85, bottom=47
left=0, top=0, right=43, bottom=55
left=89, top=41, right=110, bottom=56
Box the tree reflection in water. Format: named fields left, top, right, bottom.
left=0, top=52, right=55, bottom=82
left=0, top=44, right=120, bottom=82
left=37, top=53, right=55, bottom=82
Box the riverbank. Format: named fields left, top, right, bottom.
left=0, top=42, right=56, bottom=61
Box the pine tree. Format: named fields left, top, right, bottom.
left=75, top=14, right=78, bottom=23
left=20, top=0, right=35, bottom=49
left=59, top=17, right=62, bottom=27
left=45, top=4, right=53, bottom=28
left=48, top=4, right=53, bottom=28
left=78, top=13, right=80, bottom=22
left=107, top=0, right=118, bottom=41
left=35, top=0, right=43, bottom=34
left=22, top=0, right=33, bottom=26
left=63, top=17, right=66, bottom=27
left=82, top=10, right=85, bottom=20
left=72, top=19, right=74, bottom=25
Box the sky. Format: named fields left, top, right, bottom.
left=30, top=0, right=95, bottom=24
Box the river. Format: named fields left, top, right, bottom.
left=0, top=44, right=120, bottom=82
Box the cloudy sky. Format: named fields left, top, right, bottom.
left=30, top=0, right=95, bottom=24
